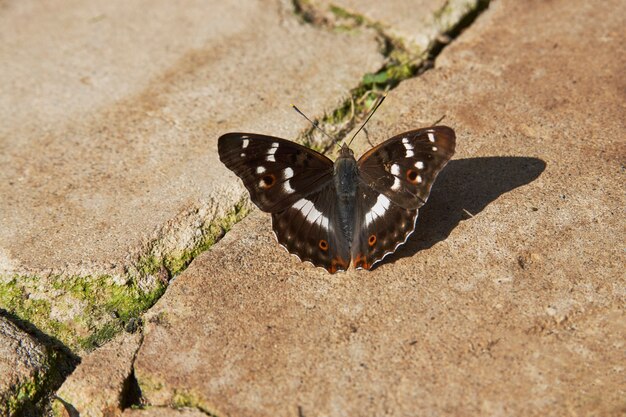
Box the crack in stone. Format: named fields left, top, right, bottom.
left=290, top=0, right=492, bottom=154
left=2, top=1, right=492, bottom=411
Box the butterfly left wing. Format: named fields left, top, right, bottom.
left=357, top=126, right=455, bottom=210
left=218, top=133, right=334, bottom=212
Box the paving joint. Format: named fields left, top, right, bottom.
left=291, top=0, right=491, bottom=154
left=0, top=197, right=250, bottom=362
left=1, top=1, right=491, bottom=410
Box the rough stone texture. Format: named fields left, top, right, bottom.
left=53, top=330, right=142, bottom=417
left=308, top=0, right=480, bottom=51
left=122, top=408, right=207, bottom=417
left=134, top=0, right=625, bottom=416
left=0, top=316, right=51, bottom=415
left=0, top=0, right=384, bottom=278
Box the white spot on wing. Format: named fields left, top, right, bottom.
left=390, top=164, right=401, bottom=176
left=267, top=142, right=279, bottom=162
left=432, top=146, right=438, bottom=151
left=283, top=180, right=295, bottom=194
left=391, top=177, right=401, bottom=191
left=284, top=167, right=294, bottom=179
left=256, top=166, right=266, bottom=174
left=365, top=194, right=391, bottom=226
left=402, top=137, right=414, bottom=157
left=416, top=175, right=423, bottom=183
left=242, top=139, right=249, bottom=148
left=427, top=132, right=435, bottom=143
left=240, top=153, right=245, bottom=157
left=293, top=198, right=330, bottom=230
left=415, top=161, right=424, bottom=170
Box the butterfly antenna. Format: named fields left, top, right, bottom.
left=291, top=104, right=337, bottom=145
left=431, top=114, right=446, bottom=126
left=346, top=93, right=387, bottom=148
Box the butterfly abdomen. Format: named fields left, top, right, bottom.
left=334, top=153, right=358, bottom=245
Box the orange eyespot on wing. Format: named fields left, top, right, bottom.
left=406, top=169, right=421, bottom=184
left=260, top=174, right=276, bottom=189
left=319, top=239, right=329, bottom=251
left=368, top=234, right=377, bottom=246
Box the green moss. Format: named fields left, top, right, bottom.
left=1, top=347, right=68, bottom=416
left=163, top=198, right=250, bottom=277
left=0, top=199, right=250, bottom=353
left=328, top=5, right=364, bottom=31
left=172, top=389, right=219, bottom=416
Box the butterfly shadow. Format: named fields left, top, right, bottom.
left=374, top=156, right=547, bottom=268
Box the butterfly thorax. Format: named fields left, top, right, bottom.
left=333, top=145, right=358, bottom=244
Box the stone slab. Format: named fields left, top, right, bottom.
left=308, top=0, right=481, bottom=51
left=53, top=330, right=142, bottom=417
left=134, top=0, right=625, bottom=415
left=0, top=0, right=384, bottom=278
left=0, top=316, right=51, bottom=415
left=122, top=408, right=207, bottom=417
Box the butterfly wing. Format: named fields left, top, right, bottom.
left=351, top=126, right=456, bottom=269
left=351, top=183, right=419, bottom=270
left=272, top=183, right=351, bottom=273
left=357, top=126, right=456, bottom=210
left=218, top=133, right=334, bottom=212
left=219, top=133, right=350, bottom=272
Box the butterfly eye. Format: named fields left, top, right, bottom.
left=406, top=169, right=422, bottom=184
left=260, top=174, right=276, bottom=189
left=368, top=235, right=377, bottom=246
left=318, top=239, right=329, bottom=251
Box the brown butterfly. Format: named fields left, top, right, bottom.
left=218, top=119, right=455, bottom=273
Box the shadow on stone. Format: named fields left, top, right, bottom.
left=377, top=156, right=546, bottom=267
left=0, top=309, right=80, bottom=415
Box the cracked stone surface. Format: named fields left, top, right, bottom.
left=122, top=408, right=208, bottom=417
left=133, top=0, right=625, bottom=415
left=0, top=317, right=51, bottom=415
left=53, top=330, right=142, bottom=417
left=0, top=0, right=383, bottom=279
left=308, top=0, right=480, bottom=51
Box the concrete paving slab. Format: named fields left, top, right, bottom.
left=305, top=0, right=480, bottom=52
left=53, top=330, right=142, bottom=417
left=0, top=0, right=384, bottom=279
left=0, top=317, right=55, bottom=415
left=134, top=0, right=625, bottom=415
left=122, top=408, right=208, bottom=417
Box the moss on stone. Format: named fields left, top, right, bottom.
left=1, top=345, right=68, bottom=416
left=172, top=389, right=219, bottom=416
left=0, top=199, right=250, bottom=353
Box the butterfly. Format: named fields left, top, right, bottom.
left=218, top=125, right=455, bottom=273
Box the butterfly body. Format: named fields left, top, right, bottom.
left=218, top=126, right=455, bottom=273
left=333, top=145, right=359, bottom=245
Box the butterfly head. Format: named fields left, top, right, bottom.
left=338, top=142, right=354, bottom=159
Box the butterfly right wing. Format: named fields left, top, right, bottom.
left=357, top=126, right=455, bottom=209
left=218, top=133, right=334, bottom=213
left=351, top=181, right=419, bottom=270
left=271, top=182, right=351, bottom=273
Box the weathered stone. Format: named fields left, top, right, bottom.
left=307, top=0, right=480, bottom=52
left=0, top=0, right=384, bottom=350
left=0, top=0, right=383, bottom=280
left=53, top=330, right=142, bottom=417
left=122, top=408, right=207, bottom=417
left=134, top=0, right=625, bottom=415
left=0, top=317, right=52, bottom=415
